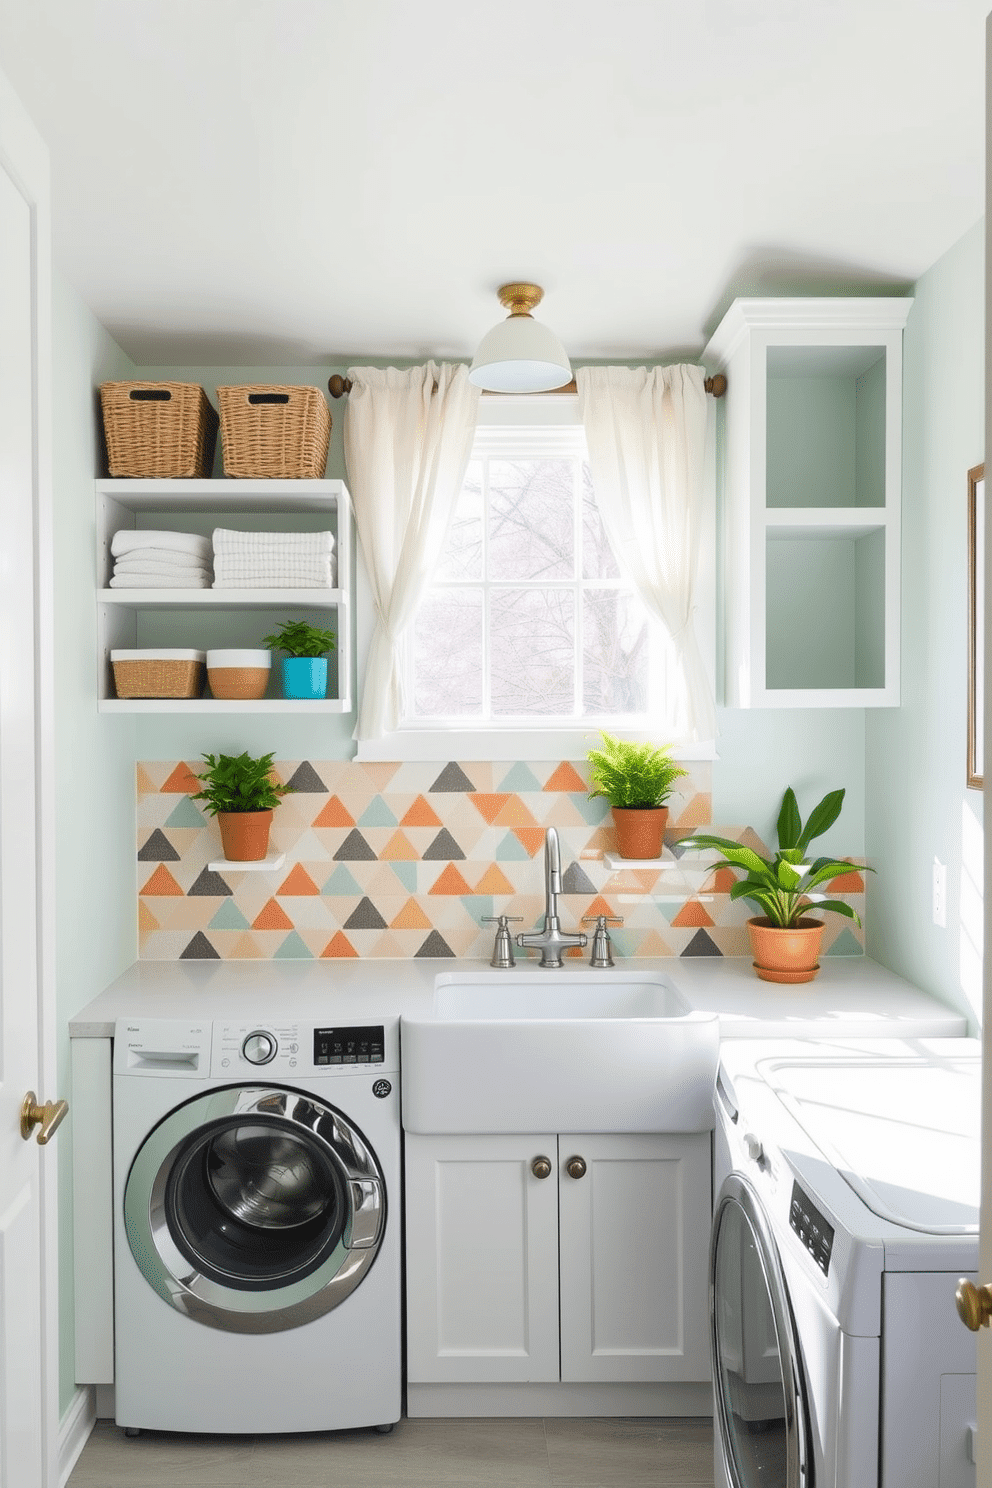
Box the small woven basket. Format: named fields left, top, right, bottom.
left=100, top=383, right=218, bottom=478
left=111, top=650, right=205, bottom=699
left=217, top=385, right=331, bottom=478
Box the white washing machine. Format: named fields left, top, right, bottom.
left=112, top=1015, right=401, bottom=1435
left=711, top=1036, right=980, bottom=1488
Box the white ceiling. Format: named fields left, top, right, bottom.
left=0, top=0, right=986, bottom=367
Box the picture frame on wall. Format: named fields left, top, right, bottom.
left=967, top=462, right=984, bottom=789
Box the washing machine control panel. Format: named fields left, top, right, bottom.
left=314, top=1025, right=385, bottom=1066
left=242, top=1030, right=277, bottom=1065
left=210, top=1021, right=391, bottom=1076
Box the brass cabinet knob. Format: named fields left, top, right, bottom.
left=20, top=1092, right=69, bottom=1146
left=531, top=1156, right=552, bottom=1180
left=566, top=1156, right=587, bottom=1180
left=956, top=1278, right=992, bottom=1331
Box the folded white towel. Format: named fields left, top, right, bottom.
left=112, top=528, right=213, bottom=560
left=114, top=554, right=213, bottom=578
left=110, top=572, right=212, bottom=589
left=212, top=557, right=336, bottom=588
left=212, top=528, right=334, bottom=556
left=213, top=575, right=335, bottom=589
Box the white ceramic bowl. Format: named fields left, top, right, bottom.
left=206, top=649, right=271, bottom=701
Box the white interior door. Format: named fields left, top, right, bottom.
left=0, top=66, right=58, bottom=1488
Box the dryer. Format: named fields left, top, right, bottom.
left=112, top=1016, right=401, bottom=1435
left=711, top=1036, right=980, bottom=1488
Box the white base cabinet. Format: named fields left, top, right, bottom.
left=405, top=1131, right=711, bottom=1389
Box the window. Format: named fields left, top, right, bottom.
left=404, top=423, right=678, bottom=733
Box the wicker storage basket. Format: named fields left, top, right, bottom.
left=111, top=649, right=206, bottom=699
left=100, top=383, right=218, bottom=478
left=217, top=385, right=331, bottom=479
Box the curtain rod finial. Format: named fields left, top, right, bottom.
left=328, top=374, right=351, bottom=398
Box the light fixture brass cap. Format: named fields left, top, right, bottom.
left=497, top=282, right=544, bottom=317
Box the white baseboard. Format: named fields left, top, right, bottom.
left=59, top=1386, right=95, bottom=1487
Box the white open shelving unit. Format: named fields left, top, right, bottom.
left=96, top=478, right=353, bottom=713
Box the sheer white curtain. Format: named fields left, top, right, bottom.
left=576, top=364, right=714, bottom=741
left=344, top=362, right=480, bottom=739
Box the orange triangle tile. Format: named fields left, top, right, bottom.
left=277, top=864, right=320, bottom=895
left=140, top=864, right=184, bottom=896
left=701, top=866, right=738, bottom=894
left=585, top=894, right=616, bottom=919
left=138, top=899, right=160, bottom=931
left=544, top=762, right=586, bottom=793
left=429, top=863, right=473, bottom=895
left=161, top=762, right=202, bottom=794
left=321, top=931, right=359, bottom=958
left=631, top=869, right=662, bottom=892
left=230, top=932, right=265, bottom=958
left=494, top=797, right=537, bottom=827
left=312, top=796, right=356, bottom=828
left=474, top=864, right=516, bottom=895
left=637, top=928, right=675, bottom=956
left=381, top=829, right=419, bottom=860
left=470, top=793, right=512, bottom=825
left=672, top=899, right=715, bottom=928
left=672, top=792, right=712, bottom=828
left=512, top=827, right=547, bottom=858
left=565, top=944, right=585, bottom=959
left=252, top=898, right=294, bottom=931
left=828, top=865, right=865, bottom=893
left=136, top=764, right=158, bottom=797
left=401, top=795, right=442, bottom=828
left=391, top=898, right=433, bottom=930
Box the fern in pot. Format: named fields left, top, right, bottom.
left=263, top=619, right=336, bottom=701
left=191, top=750, right=293, bottom=861
left=587, top=732, right=688, bottom=860
left=680, top=785, right=867, bottom=983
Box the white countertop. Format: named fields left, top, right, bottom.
left=68, top=955, right=968, bottom=1040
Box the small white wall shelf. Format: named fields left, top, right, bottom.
left=207, top=853, right=286, bottom=873
left=96, top=479, right=353, bottom=713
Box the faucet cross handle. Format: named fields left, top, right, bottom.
left=582, top=914, right=624, bottom=969
left=482, top=915, right=522, bottom=969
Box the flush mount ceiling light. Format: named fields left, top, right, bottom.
left=468, top=282, right=572, bottom=393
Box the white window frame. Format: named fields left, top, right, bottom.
left=354, top=394, right=717, bottom=761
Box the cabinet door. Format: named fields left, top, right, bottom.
left=558, top=1132, right=711, bottom=1383
left=405, top=1132, right=560, bottom=1383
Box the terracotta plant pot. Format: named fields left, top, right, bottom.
left=217, top=809, right=274, bottom=862
left=611, top=805, right=669, bottom=860
left=747, top=916, right=826, bottom=984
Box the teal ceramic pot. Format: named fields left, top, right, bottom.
left=281, top=656, right=328, bottom=700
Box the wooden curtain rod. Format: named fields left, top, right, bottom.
left=327, top=372, right=727, bottom=399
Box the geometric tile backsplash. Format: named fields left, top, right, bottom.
left=136, top=759, right=866, bottom=961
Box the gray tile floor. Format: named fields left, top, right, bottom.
left=68, top=1416, right=715, bottom=1487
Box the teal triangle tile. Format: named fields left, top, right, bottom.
left=461, top=895, right=493, bottom=926
left=680, top=928, right=722, bottom=958
left=333, top=829, right=377, bottom=861
left=188, top=866, right=233, bottom=897
left=357, top=798, right=399, bottom=829
left=138, top=829, right=180, bottom=862
left=275, top=931, right=313, bottom=959
left=430, top=762, right=475, bottom=792
left=497, top=763, right=542, bottom=792
left=165, top=797, right=208, bottom=829
left=208, top=900, right=250, bottom=931
left=180, top=932, right=220, bottom=960
left=344, top=897, right=388, bottom=930
left=825, top=927, right=864, bottom=957
left=574, top=795, right=610, bottom=825
left=562, top=862, right=596, bottom=894
left=415, top=930, right=456, bottom=957
left=496, top=831, right=533, bottom=861
left=423, top=828, right=465, bottom=861
left=285, top=761, right=328, bottom=793
left=390, top=861, right=419, bottom=893
left=322, top=864, right=363, bottom=895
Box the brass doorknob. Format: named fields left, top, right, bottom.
left=956, top=1278, right=992, bottom=1331
left=20, top=1093, right=68, bottom=1146
left=531, top=1156, right=552, bottom=1179
left=566, top=1156, right=587, bottom=1180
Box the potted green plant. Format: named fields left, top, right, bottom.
left=586, top=731, right=689, bottom=860
left=262, top=619, right=336, bottom=701
left=680, top=786, right=868, bottom=983
left=191, top=749, right=293, bottom=861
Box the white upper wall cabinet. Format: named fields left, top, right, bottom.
left=704, top=298, right=912, bottom=708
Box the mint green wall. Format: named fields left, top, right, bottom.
left=53, top=271, right=137, bottom=1415
left=866, top=218, right=985, bottom=1029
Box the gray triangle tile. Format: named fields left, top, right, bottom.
left=430, top=762, right=475, bottom=792
left=285, top=761, right=328, bottom=793
left=422, top=828, right=466, bottom=861
left=180, top=932, right=220, bottom=960
left=680, top=928, right=722, bottom=958
left=188, top=866, right=232, bottom=896
left=415, top=930, right=456, bottom=957
left=344, top=897, right=388, bottom=930
left=562, top=861, right=596, bottom=894
left=138, top=828, right=180, bottom=862
left=333, top=829, right=378, bottom=861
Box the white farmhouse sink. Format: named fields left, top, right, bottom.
left=401, top=969, right=718, bottom=1135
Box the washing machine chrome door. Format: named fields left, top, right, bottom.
left=710, top=1173, right=812, bottom=1488
left=124, top=1085, right=386, bottom=1333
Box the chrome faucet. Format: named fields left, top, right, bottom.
left=516, top=827, right=588, bottom=968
